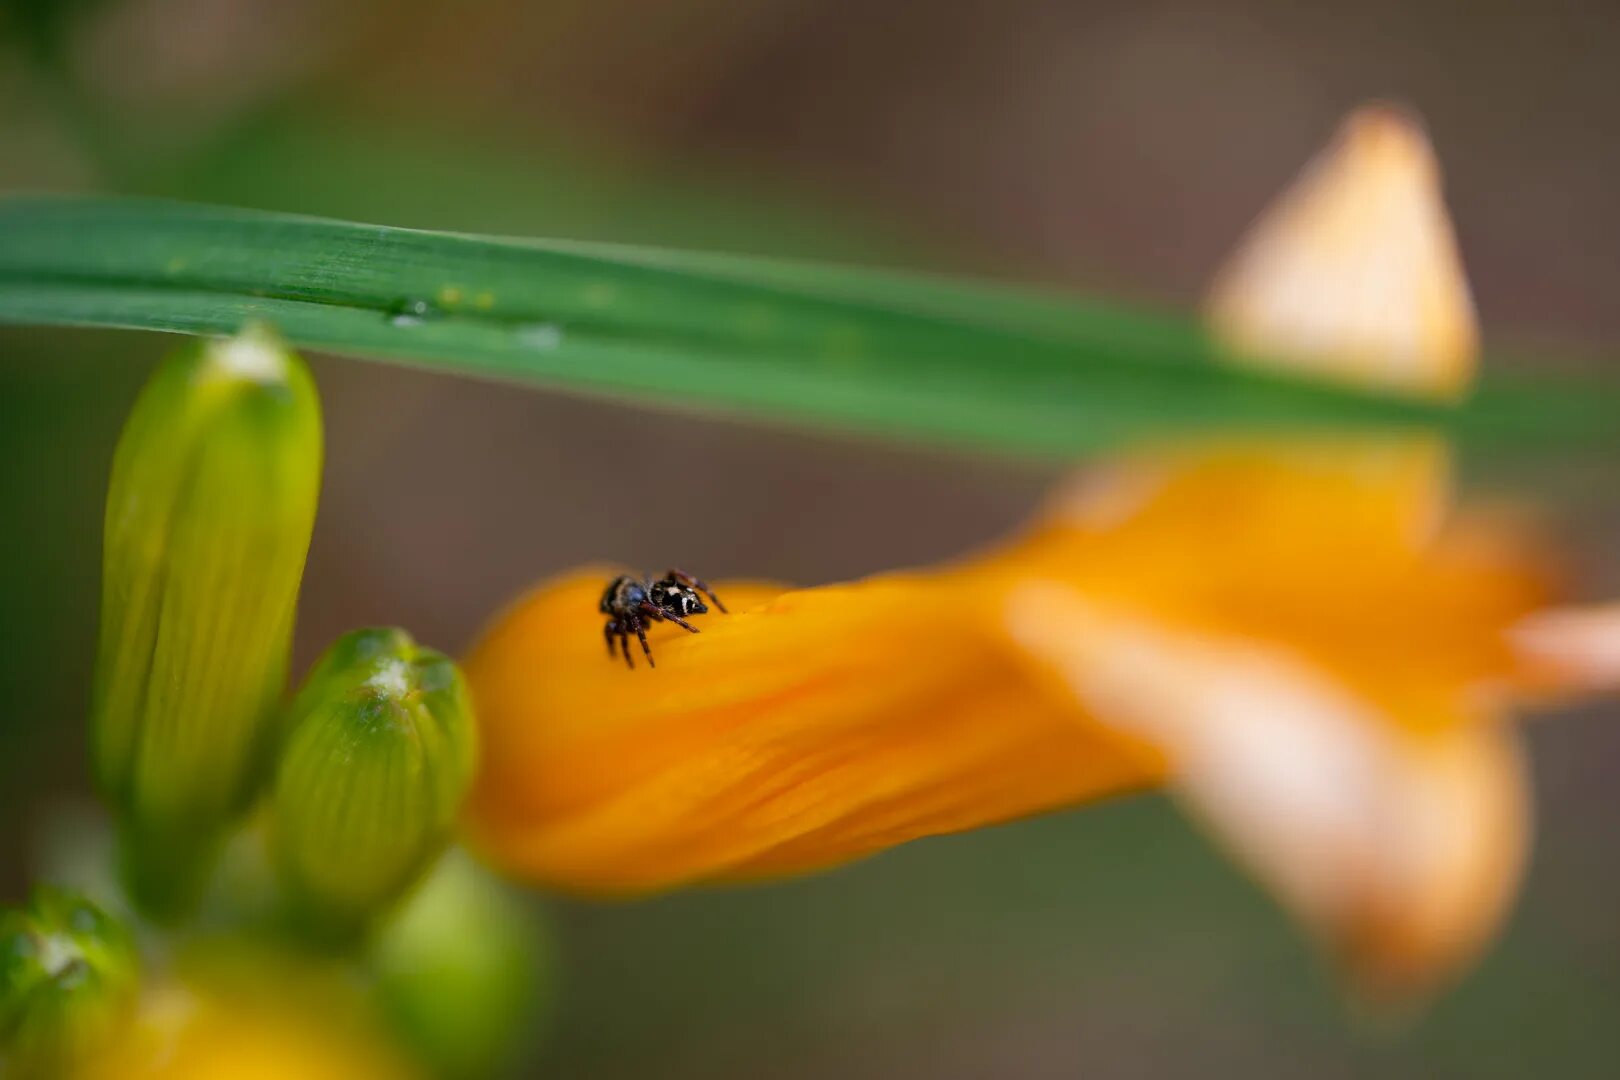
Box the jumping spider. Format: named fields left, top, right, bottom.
left=601, top=569, right=727, bottom=669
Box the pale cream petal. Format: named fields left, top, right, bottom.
left=1205, top=104, right=1478, bottom=398
left=1006, top=581, right=1525, bottom=995
left=1511, top=603, right=1620, bottom=694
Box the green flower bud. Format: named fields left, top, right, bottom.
left=271, top=628, right=478, bottom=942
left=0, top=887, right=139, bottom=1079
left=91, top=323, right=322, bottom=919
left=370, top=850, right=552, bottom=1079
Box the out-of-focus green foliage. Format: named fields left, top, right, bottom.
left=92, top=323, right=322, bottom=920
left=0, top=885, right=138, bottom=1079
left=0, top=0, right=106, bottom=64
left=371, top=850, right=553, bottom=1080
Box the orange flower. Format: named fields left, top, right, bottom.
left=462, top=104, right=1607, bottom=996
left=464, top=435, right=1552, bottom=986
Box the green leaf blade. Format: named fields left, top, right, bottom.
left=0, top=195, right=1613, bottom=459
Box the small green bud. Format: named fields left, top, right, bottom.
left=271, top=628, right=478, bottom=941
left=371, top=851, right=552, bottom=1079
left=0, top=887, right=139, bottom=1079
left=91, top=323, right=322, bottom=919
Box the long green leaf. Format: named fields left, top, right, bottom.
left=0, top=195, right=1612, bottom=458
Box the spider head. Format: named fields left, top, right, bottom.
left=648, top=578, right=708, bottom=619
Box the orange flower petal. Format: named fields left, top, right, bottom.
left=1026, top=441, right=1552, bottom=728
left=462, top=567, right=1164, bottom=893
left=1005, top=582, right=1527, bottom=995
left=1183, top=103, right=1574, bottom=992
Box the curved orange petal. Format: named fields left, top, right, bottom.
left=1026, top=441, right=1553, bottom=722
left=462, top=567, right=1164, bottom=894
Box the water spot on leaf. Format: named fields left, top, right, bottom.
left=515, top=323, right=563, bottom=351
left=388, top=298, right=436, bottom=327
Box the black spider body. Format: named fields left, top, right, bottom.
left=600, top=569, right=727, bottom=669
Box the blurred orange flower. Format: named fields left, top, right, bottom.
left=462, top=105, right=1608, bottom=996
left=76, top=967, right=417, bottom=1080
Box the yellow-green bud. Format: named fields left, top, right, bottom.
left=0, top=887, right=139, bottom=1079
left=271, top=628, right=478, bottom=941
left=370, top=851, right=552, bottom=1079
left=91, top=323, right=323, bottom=919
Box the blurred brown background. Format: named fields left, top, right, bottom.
left=3, top=0, right=1619, bottom=1076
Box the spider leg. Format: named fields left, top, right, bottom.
left=640, top=600, right=699, bottom=634
left=665, top=568, right=727, bottom=613
left=635, top=622, right=655, bottom=668
left=611, top=612, right=641, bottom=669
left=604, top=619, right=619, bottom=657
